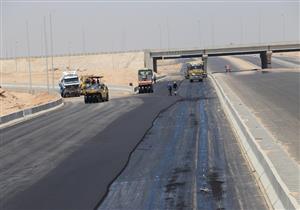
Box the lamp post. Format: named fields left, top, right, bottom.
left=26, top=21, right=32, bottom=93
left=15, top=41, right=18, bottom=72
left=43, top=16, right=50, bottom=93
left=49, top=13, right=55, bottom=90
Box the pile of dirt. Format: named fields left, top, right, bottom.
left=0, top=87, right=58, bottom=116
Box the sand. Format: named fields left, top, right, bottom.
left=1, top=51, right=145, bottom=87
left=0, top=87, right=58, bottom=116
left=0, top=51, right=182, bottom=116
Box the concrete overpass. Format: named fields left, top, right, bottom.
left=144, top=42, right=300, bottom=72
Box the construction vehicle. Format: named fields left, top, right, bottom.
left=83, top=78, right=109, bottom=103
left=138, top=68, right=154, bottom=93
left=185, top=61, right=205, bottom=82
left=80, top=75, right=103, bottom=95
left=59, top=71, right=81, bottom=97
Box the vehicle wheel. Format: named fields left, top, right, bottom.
left=190, top=79, right=193, bottom=83
left=106, top=93, right=109, bottom=101
left=84, top=96, right=88, bottom=103
left=98, top=94, right=103, bottom=102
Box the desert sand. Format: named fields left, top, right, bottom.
left=0, top=87, right=58, bottom=116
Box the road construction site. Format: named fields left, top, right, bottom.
left=0, top=51, right=299, bottom=210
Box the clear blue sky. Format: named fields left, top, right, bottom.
left=1, top=0, right=299, bottom=58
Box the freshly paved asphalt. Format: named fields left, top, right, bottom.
left=1, top=60, right=271, bottom=210
left=1, top=82, right=177, bottom=210
left=99, top=76, right=267, bottom=210
left=208, top=56, right=300, bottom=163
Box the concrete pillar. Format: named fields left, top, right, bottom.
left=202, top=54, right=208, bottom=73
left=153, top=58, right=158, bottom=73
left=144, top=50, right=152, bottom=69
left=260, top=50, right=272, bottom=69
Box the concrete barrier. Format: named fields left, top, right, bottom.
left=0, top=97, right=63, bottom=125
left=209, top=74, right=299, bottom=210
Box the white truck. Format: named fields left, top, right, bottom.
left=59, top=71, right=81, bottom=97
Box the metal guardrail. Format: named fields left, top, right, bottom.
left=0, top=97, right=63, bottom=125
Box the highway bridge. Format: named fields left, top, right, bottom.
left=145, top=42, right=300, bottom=72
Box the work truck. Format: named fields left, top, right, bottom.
left=59, top=71, right=81, bottom=97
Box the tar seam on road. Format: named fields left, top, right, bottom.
left=93, top=82, right=185, bottom=210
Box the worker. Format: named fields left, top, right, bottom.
left=173, top=81, right=178, bottom=96
left=153, top=74, right=157, bottom=83
left=167, top=82, right=172, bottom=96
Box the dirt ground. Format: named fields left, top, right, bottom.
left=0, top=51, right=181, bottom=116
left=1, top=51, right=145, bottom=87
left=0, top=87, right=58, bottom=116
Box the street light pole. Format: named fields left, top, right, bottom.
left=49, top=13, right=55, bottom=90
left=82, top=25, right=86, bottom=54
left=159, top=24, right=162, bottom=49
left=68, top=41, right=71, bottom=69
left=43, top=16, right=50, bottom=93
left=281, top=13, right=285, bottom=41
left=197, top=20, right=201, bottom=48
left=26, top=21, right=32, bottom=93
left=15, top=41, right=18, bottom=72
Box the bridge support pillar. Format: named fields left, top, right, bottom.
left=144, top=50, right=153, bottom=69
left=202, top=54, right=208, bottom=73
left=153, top=58, right=158, bottom=73
left=260, top=50, right=272, bottom=69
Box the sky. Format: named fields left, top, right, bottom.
left=1, top=0, right=299, bottom=58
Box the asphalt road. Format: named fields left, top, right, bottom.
left=0, top=81, right=177, bottom=210
left=1, top=62, right=269, bottom=210
left=99, top=77, right=267, bottom=209
left=208, top=56, right=300, bottom=163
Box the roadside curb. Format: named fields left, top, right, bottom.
left=0, top=97, right=63, bottom=128
left=208, top=74, right=299, bottom=210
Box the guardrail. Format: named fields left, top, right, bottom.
left=209, top=74, right=299, bottom=210
left=0, top=97, right=63, bottom=125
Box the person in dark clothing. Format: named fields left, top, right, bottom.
left=173, top=81, right=178, bottom=96
left=168, top=82, right=172, bottom=96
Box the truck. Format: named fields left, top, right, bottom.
left=185, top=62, right=204, bottom=82
left=59, top=71, right=81, bottom=97
left=138, top=68, right=154, bottom=93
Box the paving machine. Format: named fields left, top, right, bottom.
left=84, top=79, right=109, bottom=103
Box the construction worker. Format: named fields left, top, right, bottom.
left=173, top=81, right=178, bottom=96
left=168, top=82, right=172, bottom=96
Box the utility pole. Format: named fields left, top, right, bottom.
left=281, top=13, right=286, bottom=42
left=211, top=18, right=215, bottom=47
left=68, top=41, right=72, bottom=69
left=259, top=11, right=262, bottom=44
left=82, top=25, right=86, bottom=54
left=167, top=20, right=170, bottom=49
left=15, top=41, right=18, bottom=72
left=158, top=24, right=162, bottom=49
left=240, top=16, right=244, bottom=45
left=43, top=16, right=50, bottom=93
left=26, top=21, right=32, bottom=93
left=49, top=13, right=55, bottom=90
left=197, top=20, right=201, bottom=48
